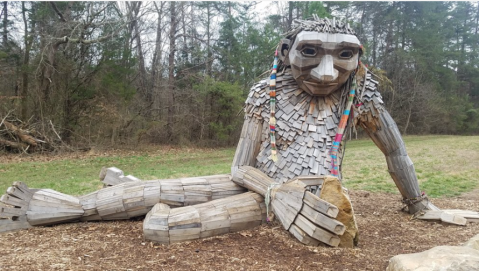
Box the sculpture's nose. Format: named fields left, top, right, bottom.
left=311, top=55, right=338, bottom=82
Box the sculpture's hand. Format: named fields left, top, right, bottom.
left=232, top=167, right=357, bottom=247
left=269, top=178, right=347, bottom=247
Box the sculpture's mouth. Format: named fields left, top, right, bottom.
left=303, top=81, right=338, bottom=88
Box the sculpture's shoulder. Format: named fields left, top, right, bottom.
left=354, top=70, right=386, bottom=126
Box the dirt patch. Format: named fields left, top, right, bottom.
left=1, top=191, right=478, bottom=271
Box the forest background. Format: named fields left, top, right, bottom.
left=0, top=1, right=478, bottom=152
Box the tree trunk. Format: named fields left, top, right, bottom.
left=21, top=2, right=35, bottom=121
left=206, top=2, right=212, bottom=76
left=152, top=2, right=165, bottom=120
left=167, top=2, right=179, bottom=141
left=2, top=1, right=7, bottom=46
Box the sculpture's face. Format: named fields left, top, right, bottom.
left=288, top=31, right=361, bottom=96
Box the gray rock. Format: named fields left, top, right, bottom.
left=386, top=245, right=479, bottom=271
left=464, top=234, right=479, bottom=251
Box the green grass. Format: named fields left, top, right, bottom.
left=0, top=135, right=478, bottom=198
left=342, top=135, right=479, bottom=197
left=0, top=148, right=235, bottom=196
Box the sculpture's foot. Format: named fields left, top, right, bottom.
left=405, top=196, right=439, bottom=215
left=0, top=182, right=35, bottom=232
left=1, top=182, right=85, bottom=233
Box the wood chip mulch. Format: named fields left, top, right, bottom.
left=1, top=190, right=478, bottom=271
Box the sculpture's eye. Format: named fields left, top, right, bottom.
left=301, top=47, right=317, bottom=57
left=339, top=50, right=354, bottom=59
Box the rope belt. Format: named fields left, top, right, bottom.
left=265, top=182, right=280, bottom=222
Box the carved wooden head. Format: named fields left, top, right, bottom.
left=280, top=18, right=361, bottom=96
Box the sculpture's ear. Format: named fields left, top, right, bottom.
left=278, top=39, right=291, bottom=65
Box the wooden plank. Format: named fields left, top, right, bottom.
left=0, top=205, right=26, bottom=217
left=96, top=197, right=126, bottom=218
left=441, top=209, right=479, bottom=221
left=0, top=217, right=32, bottom=233
left=32, top=189, right=81, bottom=206
left=144, top=203, right=170, bottom=231
left=102, top=167, right=125, bottom=186
left=159, top=179, right=184, bottom=206
left=0, top=194, right=28, bottom=208
left=6, top=187, right=31, bottom=201
left=143, top=180, right=161, bottom=207
left=439, top=212, right=467, bottom=225
left=417, top=210, right=467, bottom=226
left=289, top=224, right=320, bottom=246
left=289, top=176, right=325, bottom=188
left=300, top=203, right=345, bottom=235
left=169, top=228, right=201, bottom=243
left=27, top=212, right=82, bottom=226
left=271, top=199, right=296, bottom=230
left=28, top=204, right=84, bottom=214
left=303, top=191, right=339, bottom=218
left=97, top=186, right=125, bottom=200
left=168, top=206, right=200, bottom=228
left=11, top=182, right=34, bottom=200
left=294, top=214, right=340, bottom=247
left=79, top=192, right=98, bottom=217
left=123, top=184, right=145, bottom=200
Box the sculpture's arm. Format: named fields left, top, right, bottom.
left=355, top=98, right=435, bottom=214
left=231, top=113, right=265, bottom=176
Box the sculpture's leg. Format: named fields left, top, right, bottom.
left=143, top=166, right=356, bottom=247
left=143, top=192, right=266, bottom=244
left=0, top=174, right=246, bottom=233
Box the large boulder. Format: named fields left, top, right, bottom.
left=319, top=176, right=358, bottom=248
left=386, top=234, right=479, bottom=271
left=464, top=234, right=479, bottom=250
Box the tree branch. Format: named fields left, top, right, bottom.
left=50, top=2, right=67, bottom=22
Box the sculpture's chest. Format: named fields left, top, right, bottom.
left=245, top=74, right=346, bottom=183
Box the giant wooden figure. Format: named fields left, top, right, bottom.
left=0, top=17, right=441, bottom=247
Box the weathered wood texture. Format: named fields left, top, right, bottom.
left=101, top=167, right=141, bottom=187
left=83, top=174, right=246, bottom=221
left=417, top=209, right=479, bottom=225
left=0, top=182, right=84, bottom=230
left=0, top=172, right=246, bottom=231
left=240, top=73, right=348, bottom=183
left=232, top=166, right=348, bottom=247
left=27, top=189, right=84, bottom=226
left=144, top=192, right=265, bottom=244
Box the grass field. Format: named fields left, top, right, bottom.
left=0, top=135, right=478, bottom=197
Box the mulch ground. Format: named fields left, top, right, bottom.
left=1, top=190, right=478, bottom=271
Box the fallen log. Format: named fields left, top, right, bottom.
left=2, top=120, right=38, bottom=146
left=0, top=136, right=28, bottom=150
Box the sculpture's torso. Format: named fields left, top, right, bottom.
left=244, top=69, right=383, bottom=183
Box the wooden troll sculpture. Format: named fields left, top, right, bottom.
left=2, top=17, right=458, bottom=248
